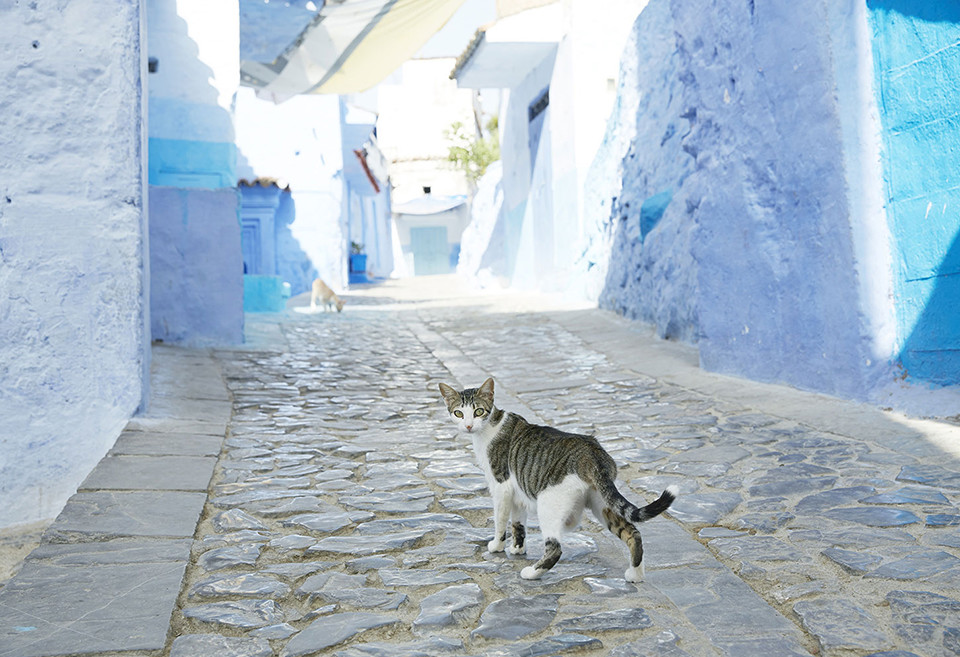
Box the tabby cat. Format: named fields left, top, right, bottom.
left=438, top=378, right=677, bottom=581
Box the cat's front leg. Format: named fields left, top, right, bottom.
left=487, top=482, right=512, bottom=553
left=508, top=505, right=527, bottom=555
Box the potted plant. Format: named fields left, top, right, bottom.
left=349, top=242, right=368, bottom=282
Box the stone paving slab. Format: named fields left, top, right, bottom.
left=43, top=490, right=209, bottom=541
left=79, top=454, right=219, bottom=491
left=125, top=416, right=228, bottom=436
left=109, top=430, right=225, bottom=457
left=0, top=559, right=188, bottom=657
left=26, top=538, right=193, bottom=565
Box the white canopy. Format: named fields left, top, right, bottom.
left=241, top=0, right=467, bottom=103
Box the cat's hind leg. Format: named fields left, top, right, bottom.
left=520, top=536, right=561, bottom=580
left=520, top=484, right=583, bottom=579
left=587, top=492, right=644, bottom=581
left=602, top=506, right=645, bottom=582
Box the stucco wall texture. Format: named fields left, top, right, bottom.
left=596, top=0, right=893, bottom=400
left=0, top=1, right=148, bottom=527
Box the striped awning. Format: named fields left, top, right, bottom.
left=241, top=0, right=467, bottom=103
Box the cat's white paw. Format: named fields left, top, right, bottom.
left=487, top=539, right=506, bottom=553
left=624, top=563, right=644, bottom=583
left=520, top=566, right=543, bottom=580
left=507, top=544, right=527, bottom=555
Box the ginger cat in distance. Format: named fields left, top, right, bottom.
left=310, top=278, right=344, bottom=313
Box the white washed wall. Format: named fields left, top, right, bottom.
left=0, top=0, right=148, bottom=528
left=234, top=87, right=345, bottom=293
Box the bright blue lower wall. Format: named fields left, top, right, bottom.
left=867, top=1, right=960, bottom=385
left=149, top=137, right=237, bottom=188
left=243, top=275, right=288, bottom=313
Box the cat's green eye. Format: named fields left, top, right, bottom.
left=454, top=410, right=463, bottom=418
left=474, top=408, right=485, bottom=417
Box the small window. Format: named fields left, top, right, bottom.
left=528, top=87, right=549, bottom=122
left=527, top=87, right=549, bottom=165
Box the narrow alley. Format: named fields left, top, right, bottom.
left=2, top=278, right=959, bottom=657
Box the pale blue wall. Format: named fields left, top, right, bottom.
left=690, top=1, right=869, bottom=398
left=600, top=0, right=875, bottom=399
left=150, top=188, right=244, bottom=345
left=598, top=0, right=698, bottom=340
left=148, top=95, right=237, bottom=188
left=481, top=51, right=556, bottom=286
left=234, top=88, right=344, bottom=291
left=243, top=275, right=288, bottom=313
left=867, top=1, right=960, bottom=385
left=146, top=0, right=237, bottom=189
left=147, top=0, right=243, bottom=344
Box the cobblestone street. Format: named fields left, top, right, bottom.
left=3, top=277, right=960, bottom=657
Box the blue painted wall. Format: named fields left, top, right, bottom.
left=0, top=0, right=149, bottom=528
left=146, top=0, right=243, bottom=344
left=598, top=0, right=698, bottom=340
left=867, top=1, right=960, bottom=385
left=243, top=275, right=288, bottom=313
left=340, top=104, right=393, bottom=281
left=150, top=188, right=244, bottom=346
left=691, top=0, right=868, bottom=398
left=600, top=0, right=876, bottom=398
left=146, top=2, right=238, bottom=190
left=239, top=183, right=318, bottom=297
left=149, top=138, right=237, bottom=189
left=490, top=51, right=556, bottom=288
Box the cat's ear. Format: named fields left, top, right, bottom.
left=438, top=383, right=460, bottom=408
left=478, top=377, right=495, bottom=401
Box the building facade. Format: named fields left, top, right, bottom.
left=147, top=0, right=244, bottom=345
left=454, top=0, right=960, bottom=407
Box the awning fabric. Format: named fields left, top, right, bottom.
left=450, top=2, right=561, bottom=89
left=241, top=0, right=467, bottom=103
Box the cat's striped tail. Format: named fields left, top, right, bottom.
left=606, top=485, right=678, bottom=524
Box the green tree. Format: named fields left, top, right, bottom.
left=445, top=116, right=500, bottom=184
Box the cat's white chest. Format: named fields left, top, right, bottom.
left=471, top=434, right=496, bottom=483
left=469, top=421, right=501, bottom=484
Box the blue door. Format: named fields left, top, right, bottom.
left=241, top=221, right=261, bottom=275
left=410, top=226, right=450, bottom=276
